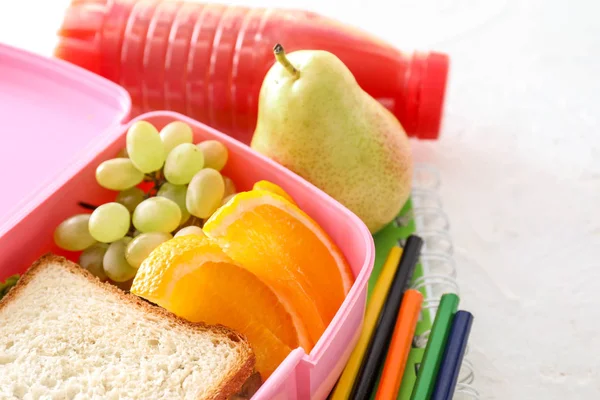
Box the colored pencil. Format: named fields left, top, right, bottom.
left=431, top=310, right=474, bottom=400
left=351, top=235, right=424, bottom=399
left=410, top=293, right=459, bottom=400
left=374, top=289, right=423, bottom=400
left=329, top=246, right=403, bottom=400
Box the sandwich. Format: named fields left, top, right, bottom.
left=0, top=254, right=257, bottom=399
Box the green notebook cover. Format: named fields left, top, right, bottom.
left=368, top=197, right=434, bottom=400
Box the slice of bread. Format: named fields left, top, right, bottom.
left=0, top=254, right=255, bottom=400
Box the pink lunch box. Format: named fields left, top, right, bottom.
left=0, top=42, right=375, bottom=399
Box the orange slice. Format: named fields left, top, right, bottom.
left=252, top=180, right=296, bottom=204
left=203, top=190, right=355, bottom=349
left=130, top=235, right=304, bottom=379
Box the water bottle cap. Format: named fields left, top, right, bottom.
left=410, top=52, right=449, bottom=140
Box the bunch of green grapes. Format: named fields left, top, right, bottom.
left=54, top=120, right=238, bottom=287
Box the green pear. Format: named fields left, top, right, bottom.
left=251, top=44, right=413, bottom=233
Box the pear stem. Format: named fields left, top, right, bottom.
left=273, top=43, right=299, bottom=78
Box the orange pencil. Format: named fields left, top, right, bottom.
left=375, top=289, right=424, bottom=400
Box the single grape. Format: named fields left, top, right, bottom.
left=96, top=158, right=144, bottom=191
left=132, top=197, right=181, bottom=233
left=186, top=169, right=225, bottom=219
left=164, top=143, right=204, bottom=185
left=174, top=226, right=206, bottom=238
left=54, top=214, right=96, bottom=251
left=197, top=140, right=228, bottom=171
left=157, top=182, right=190, bottom=225
left=125, top=232, right=172, bottom=269
left=222, top=176, right=236, bottom=198
left=221, top=193, right=236, bottom=206
left=79, top=243, right=109, bottom=281
left=89, top=202, right=131, bottom=243
left=160, top=121, right=194, bottom=155
left=103, top=237, right=137, bottom=282
left=126, top=120, right=166, bottom=173
left=115, top=187, right=145, bottom=213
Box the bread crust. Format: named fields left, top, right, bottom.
left=0, top=253, right=256, bottom=400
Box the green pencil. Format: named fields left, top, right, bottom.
left=410, top=293, right=459, bottom=400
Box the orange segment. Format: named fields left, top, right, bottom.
left=252, top=180, right=296, bottom=204
left=203, top=190, right=355, bottom=349
left=131, top=235, right=304, bottom=379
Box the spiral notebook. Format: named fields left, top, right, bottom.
left=369, top=164, right=479, bottom=399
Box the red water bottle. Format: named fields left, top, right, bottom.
left=56, top=0, right=449, bottom=144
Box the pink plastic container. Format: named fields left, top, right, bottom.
left=0, top=42, right=374, bottom=399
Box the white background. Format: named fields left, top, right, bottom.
left=1, top=0, right=599, bottom=398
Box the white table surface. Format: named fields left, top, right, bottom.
left=1, top=0, right=598, bottom=398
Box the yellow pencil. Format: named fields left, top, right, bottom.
left=330, top=246, right=403, bottom=400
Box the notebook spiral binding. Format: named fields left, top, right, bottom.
left=401, top=164, right=480, bottom=399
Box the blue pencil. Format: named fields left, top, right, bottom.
left=431, top=310, right=474, bottom=400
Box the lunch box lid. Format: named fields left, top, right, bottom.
left=0, top=42, right=131, bottom=237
